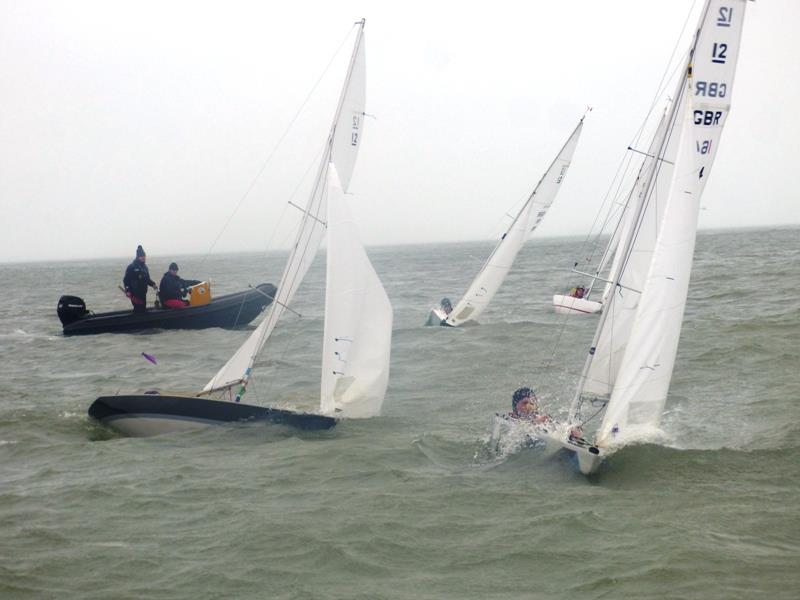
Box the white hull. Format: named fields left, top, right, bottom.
left=425, top=307, right=451, bottom=327
left=492, top=415, right=605, bottom=475
left=104, top=415, right=214, bottom=437
left=552, top=294, right=603, bottom=316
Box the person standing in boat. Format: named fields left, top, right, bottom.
left=159, top=262, right=201, bottom=309
left=123, top=245, right=157, bottom=312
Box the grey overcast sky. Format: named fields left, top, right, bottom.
left=0, top=0, right=797, bottom=263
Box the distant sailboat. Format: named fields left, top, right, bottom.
left=503, top=0, right=747, bottom=474
left=426, top=117, right=584, bottom=327
left=553, top=108, right=672, bottom=317
left=89, top=19, right=393, bottom=435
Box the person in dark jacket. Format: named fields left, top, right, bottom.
left=123, top=245, right=157, bottom=312
left=158, top=262, right=201, bottom=308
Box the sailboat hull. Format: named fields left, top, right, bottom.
left=552, top=294, right=603, bottom=316
left=424, top=307, right=452, bottom=327
left=493, top=415, right=604, bottom=475
left=88, top=393, right=337, bottom=437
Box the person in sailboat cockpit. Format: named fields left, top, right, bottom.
left=569, top=285, right=587, bottom=299
left=123, top=245, right=158, bottom=313
left=509, top=387, right=553, bottom=425
left=159, top=262, right=201, bottom=309
left=440, top=297, right=453, bottom=315
left=509, top=387, right=584, bottom=439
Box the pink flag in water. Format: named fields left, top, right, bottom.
left=141, top=352, right=157, bottom=365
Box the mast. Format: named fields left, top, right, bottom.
left=566, top=12, right=706, bottom=425
left=203, top=19, right=367, bottom=398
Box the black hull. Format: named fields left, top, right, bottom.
left=89, top=393, right=337, bottom=436
left=62, top=283, right=276, bottom=336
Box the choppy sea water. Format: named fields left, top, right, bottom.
left=1, top=227, right=798, bottom=599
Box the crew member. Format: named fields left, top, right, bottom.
left=123, top=245, right=157, bottom=313
left=509, top=387, right=552, bottom=425
left=569, top=286, right=587, bottom=299
left=440, top=297, right=453, bottom=315
left=158, top=262, right=201, bottom=309
left=509, top=386, right=583, bottom=439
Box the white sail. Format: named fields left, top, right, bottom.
left=592, top=108, right=670, bottom=304
left=581, top=92, right=684, bottom=398
left=444, top=119, right=584, bottom=326
left=203, top=21, right=367, bottom=395
left=596, top=0, right=747, bottom=446
left=320, top=164, right=392, bottom=417
left=331, top=34, right=366, bottom=192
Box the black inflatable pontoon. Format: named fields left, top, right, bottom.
left=58, top=283, right=276, bottom=336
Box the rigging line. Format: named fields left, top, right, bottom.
left=615, top=83, right=685, bottom=281
left=198, top=23, right=358, bottom=268
left=241, top=160, right=331, bottom=390
left=627, top=0, right=699, bottom=149
left=248, top=284, right=302, bottom=317
left=262, top=142, right=327, bottom=256
left=572, top=1, right=697, bottom=270
left=257, top=291, right=312, bottom=404
left=232, top=285, right=249, bottom=328
left=571, top=144, right=635, bottom=269
left=577, top=398, right=608, bottom=429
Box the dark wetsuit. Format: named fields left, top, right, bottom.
left=158, top=272, right=201, bottom=308
left=123, top=259, right=155, bottom=312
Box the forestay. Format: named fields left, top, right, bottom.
left=595, top=0, right=747, bottom=446
left=320, top=165, right=392, bottom=417
left=203, top=21, right=367, bottom=396
left=444, top=118, right=584, bottom=326
left=595, top=108, right=670, bottom=305
left=582, top=103, right=680, bottom=397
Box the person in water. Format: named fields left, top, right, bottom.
left=158, top=262, right=201, bottom=309
left=123, top=245, right=157, bottom=312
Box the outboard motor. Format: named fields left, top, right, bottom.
left=57, top=295, right=89, bottom=326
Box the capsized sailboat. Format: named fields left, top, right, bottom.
left=426, top=117, right=584, bottom=327
left=510, top=0, right=747, bottom=474
left=89, top=19, right=393, bottom=436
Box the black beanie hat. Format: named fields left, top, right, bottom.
left=169, top=262, right=179, bottom=271
left=512, top=387, right=535, bottom=410
left=136, top=245, right=145, bottom=257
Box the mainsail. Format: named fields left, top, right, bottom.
left=204, top=20, right=367, bottom=397
left=444, top=118, right=584, bottom=326
left=569, top=0, right=747, bottom=447
left=320, top=164, right=392, bottom=417
left=596, top=0, right=746, bottom=446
